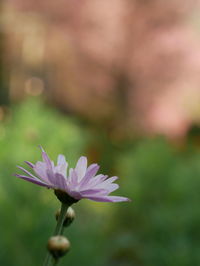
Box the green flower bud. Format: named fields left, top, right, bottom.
left=47, top=236, right=70, bottom=259
left=55, top=207, right=75, bottom=227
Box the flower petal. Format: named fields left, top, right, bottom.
left=70, top=169, right=79, bottom=189
left=57, top=154, right=66, bottom=165
left=24, top=161, right=34, bottom=168
left=85, top=195, right=130, bottom=202
left=78, top=164, right=100, bottom=188
left=75, top=156, right=87, bottom=180
left=39, top=146, right=52, bottom=169
left=17, top=166, right=38, bottom=180
left=67, top=168, right=73, bottom=184
left=55, top=155, right=68, bottom=177
left=33, top=162, right=51, bottom=184
left=86, top=174, right=108, bottom=187
left=80, top=188, right=108, bottom=197
left=55, top=173, right=67, bottom=191
left=97, top=176, right=118, bottom=188
left=106, top=183, right=119, bottom=193
left=67, top=190, right=82, bottom=200
left=85, top=163, right=99, bottom=175
left=46, top=169, right=56, bottom=186
left=15, top=174, right=50, bottom=188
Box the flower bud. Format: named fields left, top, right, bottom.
left=47, top=236, right=70, bottom=259
left=55, top=207, right=75, bottom=227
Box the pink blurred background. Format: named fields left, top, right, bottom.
left=2, top=0, right=200, bottom=139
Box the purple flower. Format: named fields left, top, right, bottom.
left=15, top=147, right=130, bottom=203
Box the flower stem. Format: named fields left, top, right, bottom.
left=43, top=203, right=69, bottom=266
left=54, top=203, right=69, bottom=235
left=52, top=258, right=58, bottom=266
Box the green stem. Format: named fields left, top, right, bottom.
left=43, top=203, right=69, bottom=266
left=52, top=258, right=58, bottom=266
left=54, top=203, right=69, bottom=235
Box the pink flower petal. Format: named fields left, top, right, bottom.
left=15, top=174, right=50, bottom=188
left=17, top=166, right=38, bottom=180
left=39, top=146, right=52, bottom=170
left=46, top=169, right=57, bottom=186
left=24, top=161, right=34, bottom=168
left=78, top=164, right=99, bottom=188
left=54, top=173, right=67, bottom=191
left=105, top=183, right=119, bottom=193
left=86, top=195, right=130, bottom=202
left=80, top=188, right=107, bottom=197
left=55, top=157, right=68, bottom=177
left=98, top=176, right=118, bottom=188
left=75, top=156, right=87, bottom=180
left=70, top=169, right=79, bottom=188
left=33, top=162, right=51, bottom=184
left=87, top=174, right=108, bottom=187
left=57, top=154, right=66, bottom=165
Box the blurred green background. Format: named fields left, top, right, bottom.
left=0, top=99, right=199, bottom=266
left=1, top=1, right=200, bottom=266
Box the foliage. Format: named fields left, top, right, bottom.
left=111, top=138, right=200, bottom=266
left=0, top=99, right=199, bottom=265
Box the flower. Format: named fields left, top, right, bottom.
left=15, top=146, right=130, bottom=203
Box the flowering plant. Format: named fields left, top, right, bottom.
left=15, top=146, right=130, bottom=265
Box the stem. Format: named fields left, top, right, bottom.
left=54, top=203, right=69, bottom=235
left=43, top=254, right=53, bottom=266
left=52, top=258, right=58, bottom=266
left=43, top=203, right=69, bottom=266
